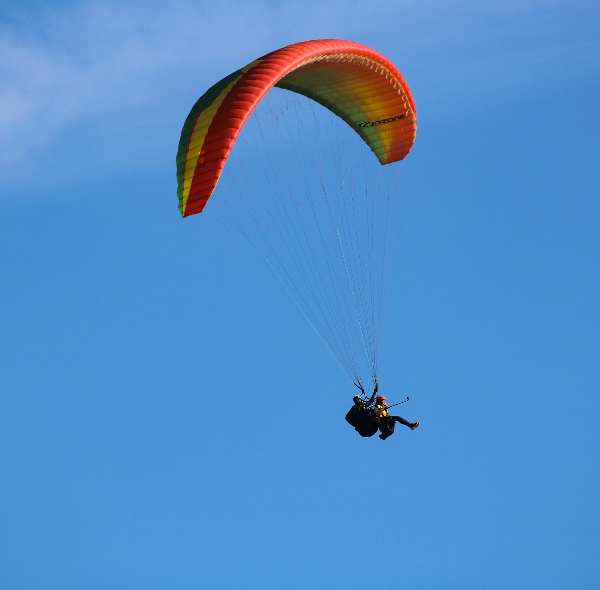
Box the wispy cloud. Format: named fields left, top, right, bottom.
left=0, top=3, right=258, bottom=164
left=0, top=0, right=597, bottom=193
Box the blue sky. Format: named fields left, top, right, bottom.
left=1, top=1, right=599, bottom=589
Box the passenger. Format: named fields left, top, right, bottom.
left=373, top=395, right=420, bottom=440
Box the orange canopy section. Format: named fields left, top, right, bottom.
left=176, top=39, right=417, bottom=217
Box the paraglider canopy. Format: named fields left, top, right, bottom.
left=176, top=39, right=417, bottom=217
left=174, top=39, right=417, bottom=387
